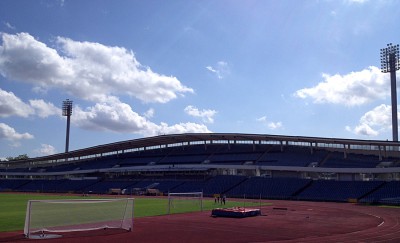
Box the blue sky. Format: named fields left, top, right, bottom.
left=1, top=0, right=400, bottom=158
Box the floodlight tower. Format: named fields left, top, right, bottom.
left=380, top=43, right=400, bottom=142
left=62, top=99, right=73, bottom=153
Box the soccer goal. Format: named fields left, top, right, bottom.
left=24, top=198, right=134, bottom=239
left=167, top=192, right=203, bottom=214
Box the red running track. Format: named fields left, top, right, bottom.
left=1, top=200, right=399, bottom=243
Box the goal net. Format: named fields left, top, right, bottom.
left=24, top=198, right=134, bottom=239
left=167, top=192, right=203, bottom=214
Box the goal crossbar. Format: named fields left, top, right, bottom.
left=168, top=192, right=203, bottom=196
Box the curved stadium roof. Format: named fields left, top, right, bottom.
left=2, top=133, right=399, bottom=167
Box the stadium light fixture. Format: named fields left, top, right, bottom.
left=62, top=99, right=73, bottom=153
left=380, top=43, right=400, bottom=142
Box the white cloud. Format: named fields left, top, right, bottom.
left=294, top=66, right=388, bottom=106
left=206, top=61, right=230, bottom=79
left=0, top=32, right=193, bottom=104
left=0, top=123, right=34, bottom=141
left=359, top=104, right=392, bottom=128
left=155, top=122, right=210, bottom=136
left=346, top=104, right=394, bottom=137
left=0, top=88, right=60, bottom=118
left=257, top=116, right=267, bottom=121
left=29, top=99, right=60, bottom=118
left=32, top=86, right=49, bottom=95
left=143, top=108, right=155, bottom=119
left=0, top=89, right=34, bottom=117
left=73, top=98, right=211, bottom=135
left=257, top=116, right=283, bottom=130
left=345, top=0, right=368, bottom=4
left=346, top=124, right=378, bottom=137
left=4, top=22, right=16, bottom=30
left=184, top=105, right=217, bottom=123
left=73, top=98, right=150, bottom=133
left=35, top=144, right=57, bottom=156
left=268, top=121, right=283, bottom=130
left=0, top=33, right=210, bottom=136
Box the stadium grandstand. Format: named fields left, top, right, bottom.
left=1, top=133, right=399, bottom=205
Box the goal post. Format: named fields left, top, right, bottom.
left=24, top=198, right=134, bottom=239
left=167, top=192, right=203, bottom=214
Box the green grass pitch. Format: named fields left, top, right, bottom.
left=0, top=193, right=269, bottom=232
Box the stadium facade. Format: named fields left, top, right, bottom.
left=1, top=133, right=399, bottom=180
left=1, top=133, right=399, bottom=205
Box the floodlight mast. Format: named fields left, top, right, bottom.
left=380, top=43, right=400, bottom=142
left=62, top=99, right=73, bottom=153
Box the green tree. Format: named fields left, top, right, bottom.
left=5, top=154, right=29, bottom=161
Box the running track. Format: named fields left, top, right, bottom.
left=1, top=200, right=399, bottom=242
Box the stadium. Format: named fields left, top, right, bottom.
left=1, top=132, right=400, bottom=242
left=2, top=1, right=400, bottom=242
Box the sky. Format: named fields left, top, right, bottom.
left=1, top=0, right=400, bottom=159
